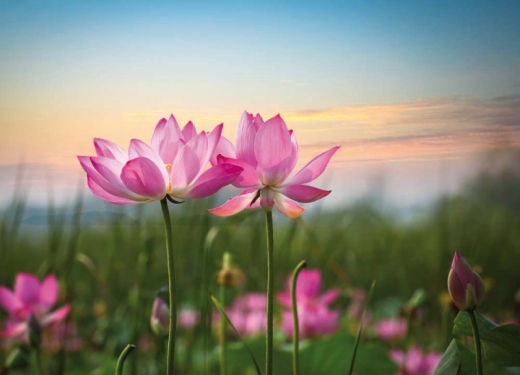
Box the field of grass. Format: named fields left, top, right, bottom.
left=1, top=166, right=519, bottom=374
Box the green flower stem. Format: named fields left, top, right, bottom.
left=265, top=209, right=274, bottom=375
left=291, top=260, right=307, bottom=375
left=468, top=309, right=483, bottom=375
left=32, top=349, right=43, bottom=375
left=160, top=198, right=177, bottom=375
left=219, top=282, right=227, bottom=375
left=116, top=344, right=136, bottom=375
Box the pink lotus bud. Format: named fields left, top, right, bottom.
left=447, top=252, right=485, bottom=311
left=150, top=296, right=169, bottom=337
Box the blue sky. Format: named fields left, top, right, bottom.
left=0, top=0, right=519, bottom=208
left=2, top=0, right=518, bottom=106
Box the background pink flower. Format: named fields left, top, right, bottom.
left=0, top=273, right=70, bottom=342
left=216, top=293, right=267, bottom=337
left=179, top=307, right=200, bottom=329
left=150, top=297, right=201, bottom=335
left=78, top=114, right=243, bottom=204
left=277, top=269, right=341, bottom=339
left=390, top=347, right=442, bottom=375
left=210, top=111, right=339, bottom=218
left=376, top=318, right=408, bottom=342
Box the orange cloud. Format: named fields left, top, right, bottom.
left=0, top=94, right=518, bottom=194
left=280, top=94, right=520, bottom=169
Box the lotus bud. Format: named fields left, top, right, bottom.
left=217, top=252, right=245, bottom=288
left=150, top=295, right=169, bottom=337
left=26, top=314, right=42, bottom=349
left=447, top=252, right=485, bottom=311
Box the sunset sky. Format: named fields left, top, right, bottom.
left=0, top=1, right=519, bottom=209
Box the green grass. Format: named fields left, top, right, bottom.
left=1, top=168, right=519, bottom=374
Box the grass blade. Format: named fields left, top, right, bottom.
left=347, top=280, right=376, bottom=375
left=210, top=293, right=262, bottom=375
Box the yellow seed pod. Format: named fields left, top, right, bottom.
left=218, top=266, right=245, bottom=288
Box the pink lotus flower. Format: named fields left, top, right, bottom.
left=389, top=347, right=442, bottom=375
left=0, top=273, right=70, bottom=342
left=209, top=111, right=339, bottom=219
left=277, top=269, right=341, bottom=339
left=376, top=318, right=408, bottom=342
left=447, top=252, right=485, bottom=311
left=78, top=115, right=243, bottom=204
left=216, top=293, right=267, bottom=337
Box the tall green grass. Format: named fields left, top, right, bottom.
left=0, top=167, right=519, bottom=373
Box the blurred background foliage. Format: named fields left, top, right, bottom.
left=0, top=154, right=519, bottom=374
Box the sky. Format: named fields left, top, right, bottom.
left=0, top=0, right=519, bottom=210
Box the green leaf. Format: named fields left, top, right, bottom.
left=433, top=339, right=476, bottom=375
left=298, top=331, right=396, bottom=375
left=226, top=331, right=396, bottom=375
left=453, top=311, right=497, bottom=335
left=90, top=357, right=119, bottom=375
left=227, top=336, right=293, bottom=375
left=453, top=311, right=520, bottom=367
left=479, top=323, right=520, bottom=367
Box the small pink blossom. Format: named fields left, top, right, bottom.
left=179, top=308, right=200, bottom=329
left=209, top=111, right=339, bottom=219
left=376, top=318, right=408, bottom=342
left=277, top=269, right=341, bottom=340
left=389, top=347, right=442, bottom=375
left=218, top=293, right=267, bottom=337
left=78, top=115, right=243, bottom=204
left=0, top=273, right=70, bottom=343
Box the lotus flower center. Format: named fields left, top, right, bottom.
left=165, top=164, right=172, bottom=193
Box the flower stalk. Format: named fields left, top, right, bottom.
left=116, top=344, right=136, bottom=375
left=265, top=209, right=274, bottom=375
left=468, top=309, right=483, bottom=375
left=218, top=252, right=229, bottom=375
left=160, top=198, right=177, bottom=375
left=28, top=315, right=43, bottom=374
left=447, top=252, right=485, bottom=375
left=219, top=281, right=227, bottom=375
left=291, top=260, right=307, bottom=375
left=32, top=349, right=43, bottom=375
